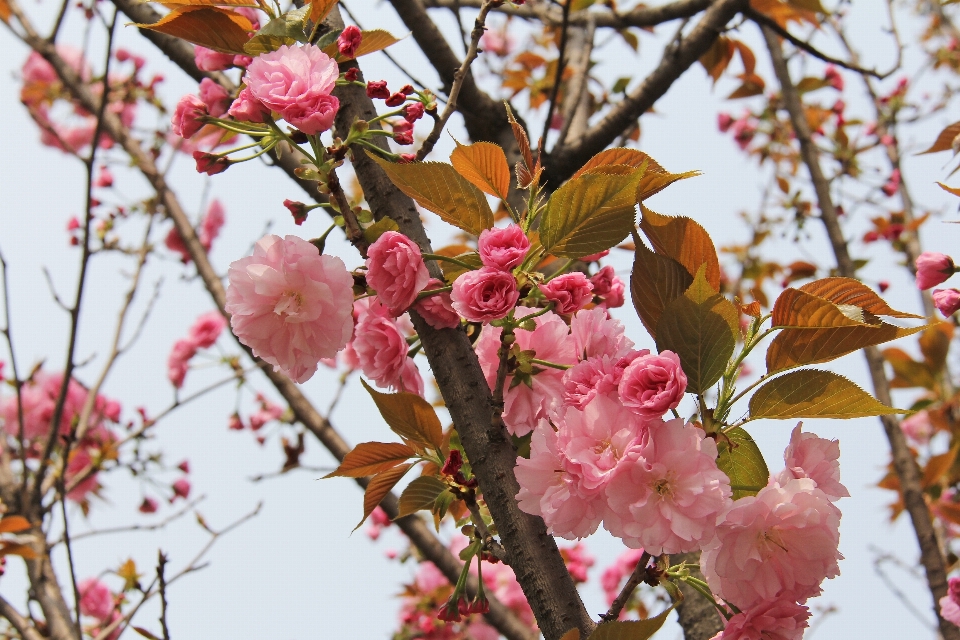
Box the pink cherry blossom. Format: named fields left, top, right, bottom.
left=901, top=409, right=933, bottom=445
left=65, top=447, right=100, bottom=503
left=561, top=542, right=595, bottom=583
left=414, top=278, right=459, bottom=329
left=167, top=338, right=196, bottom=388
left=228, top=87, right=269, bottom=123
left=717, top=598, right=810, bottom=640
left=451, top=267, right=519, bottom=323
left=244, top=44, right=340, bottom=135
left=139, top=496, right=159, bottom=513
left=2, top=371, right=94, bottom=441
left=225, top=235, right=355, bottom=383
left=171, top=94, right=207, bottom=139
left=561, top=353, right=640, bottom=410
left=604, top=419, right=731, bottom=555
left=916, top=252, right=955, bottom=290
left=940, top=576, right=960, bottom=626
left=590, top=266, right=626, bottom=308
left=188, top=311, right=226, bottom=348
left=477, top=225, right=529, bottom=271
left=352, top=314, right=424, bottom=395
left=776, top=424, right=849, bottom=501
left=618, top=350, right=687, bottom=417
left=515, top=420, right=605, bottom=539
left=539, top=273, right=593, bottom=314
left=78, top=578, right=114, bottom=621
left=164, top=227, right=191, bottom=263
left=556, top=395, right=649, bottom=496
left=200, top=198, right=226, bottom=252
left=198, top=78, right=231, bottom=117
left=570, top=307, right=635, bottom=360
left=934, top=288, right=960, bottom=317
left=601, top=548, right=647, bottom=607
left=700, top=478, right=842, bottom=608
left=365, top=231, right=429, bottom=316
left=475, top=308, right=576, bottom=435
left=194, top=46, right=235, bottom=72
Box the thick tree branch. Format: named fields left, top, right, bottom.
left=762, top=26, right=960, bottom=640
left=422, top=0, right=712, bottom=30
left=333, top=36, right=596, bottom=640
left=17, top=23, right=534, bottom=640
left=0, top=594, right=45, bottom=640
left=545, top=0, right=748, bottom=185
left=673, top=552, right=724, bottom=640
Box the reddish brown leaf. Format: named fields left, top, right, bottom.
left=572, top=149, right=698, bottom=200
left=920, top=323, right=954, bottom=372
left=357, top=463, right=413, bottom=529
left=771, top=289, right=880, bottom=329
left=765, top=322, right=929, bottom=373
left=361, top=380, right=444, bottom=451
left=135, top=6, right=254, bottom=55
left=0, top=516, right=31, bottom=534
left=325, top=442, right=416, bottom=478
left=883, top=347, right=936, bottom=390
left=450, top=141, right=511, bottom=200
left=0, top=0, right=12, bottom=22
left=799, top=278, right=923, bottom=319
left=308, top=0, right=338, bottom=26
left=0, top=542, right=36, bottom=560
left=505, top=103, right=534, bottom=171
left=923, top=446, right=959, bottom=489
left=638, top=207, right=721, bottom=290
left=699, top=36, right=734, bottom=83
left=630, top=241, right=692, bottom=339
left=919, top=121, right=960, bottom=155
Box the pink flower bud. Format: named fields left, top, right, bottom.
left=177, top=459, right=190, bottom=474
left=385, top=92, right=406, bottom=107
left=539, top=273, right=594, bottom=314
left=933, top=288, right=960, bottom=316
left=398, top=153, right=416, bottom=164
left=337, top=25, right=363, bottom=59
left=403, top=102, right=425, bottom=123
left=283, top=199, right=310, bottom=225
left=138, top=497, right=159, bottom=513
left=228, top=87, right=269, bottom=123
left=171, top=478, right=191, bottom=501
left=451, top=267, right=519, bottom=323
left=618, top=350, right=687, bottom=417
left=824, top=64, right=844, bottom=91
left=344, top=67, right=360, bottom=82
left=441, top=449, right=463, bottom=476
left=192, top=151, right=230, bottom=175
left=171, top=94, right=207, bottom=139
left=95, top=167, right=114, bottom=188
left=580, top=249, right=610, bottom=262
left=717, top=112, right=734, bottom=132
left=394, top=130, right=414, bottom=145
left=199, top=77, right=231, bottom=117
left=365, top=231, right=430, bottom=316
left=477, top=225, right=530, bottom=270
left=366, top=80, right=390, bottom=99
left=228, top=413, right=244, bottom=430
left=915, top=252, right=955, bottom=290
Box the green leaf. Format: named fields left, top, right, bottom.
left=366, top=153, right=493, bottom=236
left=433, top=489, right=457, bottom=528
left=361, top=379, right=444, bottom=451
left=362, top=217, right=400, bottom=244
left=748, top=370, right=909, bottom=419
left=717, top=427, right=768, bottom=500
left=324, top=442, right=415, bottom=478
left=540, top=166, right=643, bottom=258
left=588, top=607, right=673, bottom=640
left=655, top=266, right=739, bottom=394
left=396, top=476, right=448, bottom=518
left=630, top=241, right=692, bottom=340
left=243, top=6, right=310, bottom=55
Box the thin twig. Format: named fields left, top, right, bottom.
left=746, top=7, right=890, bottom=79
left=62, top=497, right=205, bottom=543
left=541, top=0, right=573, bottom=153
left=157, top=551, right=171, bottom=640
left=416, top=0, right=495, bottom=161
left=0, top=248, right=29, bottom=505
left=47, top=0, right=70, bottom=42
left=600, top=552, right=651, bottom=622
left=464, top=493, right=506, bottom=561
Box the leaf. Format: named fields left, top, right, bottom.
left=727, top=73, right=766, bottom=99
left=918, top=121, right=960, bottom=155
left=920, top=323, right=953, bottom=372
left=655, top=267, right=739, bottom=394
left=366, top=153, right=493, bottom=236
left=798, top=278, right=923, bottom=319
left=308, top=0, right=338, bottom=26
left=0, top=0, right=10, bottom=22
left=450, top=141, right=511, bottom=200
left=771, top=289, right=880, bottom=329
left=433, top=245, right=482, bottom=284
left=135, top=6, right=254, bottom=55
left=923, top=445, right=959, bottom=489
left=588, top=607, right=673, bottom=640
left=938, top=182, right=960, bottom=197
left=244, top=7, right=310, bottom=55
left=0, top=542, right=36, bottom=560
left=158, top=0, right=258, bottom=6
left=133, top=628, right=163, bottom=640
left=883, top=347, right=936, bottom=389
left=795, top=77, right=830, bottom=94
left=787, top=0, right=827, bottom=12
left=766, top=322, right=930, bottom=373
left=639, top=207, right=721, bottom=289
left=571, top=148, right=699, bottom=200
left=540, top=166, right=643, bottom=258
left=749, top=370, right=908, bottom=419
left=698, top=36, right=734, bottom=83
left=322, top=29, right=403, bottom=60
left=0, top=516, right=31, bottom=534
left=396, top=475, right=448, bottom=518
left=362, top=217, right=400, bottom=244
left=631, top=241, right=693, bottom=339
left=560, top=630, right=581, bottom=640
left=717, top=427, right=768, bottom=499
left=361, top=379, right=444, bottom=451
left=505, top=103, right=534, bottom=170
left=358, top=463, right=412, bottom=529
left=325, top=442, right=416, bottom=478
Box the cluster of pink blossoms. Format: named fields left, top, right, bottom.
left=0, top=370, right=121, bottom=503
left=703, top=425, right=847, bottom=640
left=915, top=251, right=960, bottom=316
left=78, top=577, right=121, bottom=639
left=164, top=198, right=226, bottom=264
left=166, top=311, right=228, bottom=388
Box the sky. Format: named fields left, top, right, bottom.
left=1, top=0, right=960, bottom=638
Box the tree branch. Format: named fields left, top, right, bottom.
left=0, top=594, right=45, bottom=640
left=762, top=25, right=960, bottom=640
left=545, top=0, right=748, bottom=186
left=600, top=552, right=650, bottom=622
